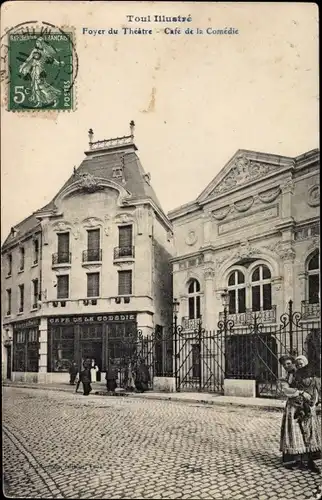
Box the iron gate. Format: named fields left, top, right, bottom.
left=216, top=300, right=320, bottom=398
left=173, top=301, right=320, bottom=398
left=174, top=325, right=225, bottom=393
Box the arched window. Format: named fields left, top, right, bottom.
left=251, top=265, right=272, bottom=312
left=188, top=279, right=201, bottom=320
left=307, top=251, right=320, bottom=304
left=227, top=270, right=246, bottom=314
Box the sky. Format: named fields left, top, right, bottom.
left=1, top=1, right=319, bottom=243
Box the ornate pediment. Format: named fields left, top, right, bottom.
left=197, top=151, right=288, bottom=203
left=211, top=156, right=280, bottom=196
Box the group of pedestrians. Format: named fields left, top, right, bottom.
left=69, top=358, right=150, bottom=396
left=279, top=354, right=321, bottom=473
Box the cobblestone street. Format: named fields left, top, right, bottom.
left=3, top=387, right=321, bottom=499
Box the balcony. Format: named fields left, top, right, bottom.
left=52, top=252, right=72, bottom=267
left=218, top=306, right=277, bottom=326
left=301, top=301, right=320, bottom=320
left=182, top=317, right=202, bottom=331
left=42, top=295, right=153, bottom=313
left=82, top=249, right=102, bottom=263
left=113, top=246, right=135, bottom=261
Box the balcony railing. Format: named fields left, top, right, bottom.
left=52, top=252, right=72, bottom=265
left=218, top=306, right=277, bottom=326
left=182, top=317, right=202, bottom=331
left=89, top=135, right=133, bottom=151
left=82, top=249, right=102, bottom=262
left=113, top=246, right=135, bottom=260
left=301, top=301, right=320, bottom=320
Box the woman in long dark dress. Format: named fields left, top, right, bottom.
left=279, top=355, right=321, bottom=472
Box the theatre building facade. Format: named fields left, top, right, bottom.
left=168, top=149, right=320, bottom=394
left=1, top=127, right=174, bottom=383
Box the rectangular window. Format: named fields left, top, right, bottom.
left=33, top=239, right=39, bottom=264
left=118, top=270, right=132, bottom=295
left=57, top=232, right=70, bottom=263
left=6, top=288, right=12, bottom=315
left=252, top=285, right=261, bottom=312
left=48, top=326, right=75, bottom=372
left=57, top=275, right=69, bottom=299
left=13, top=328, right=39, bottom=373
left=87, top=229, right=100, bottom=261
left=7, top=254, right=12, bottom=275
left=19, top=247, right=25, bottom=271
left=87, top=272, right=100, bottom=297
left=32, top=279, right=39, bottom=308
left=309, top=275, right=320, bottom=304
left=19, top=284, right=24, bottom=312
left=27, top=328, right=39, bottom=372
left=119, top=225, right=132, bottom=248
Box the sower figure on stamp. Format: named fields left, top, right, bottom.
left=19, top=37, right=64, bottom=107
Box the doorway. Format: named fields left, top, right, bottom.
left=6, top=345, right=12, bottom=379
left=79, top=340, right=102, bottom=381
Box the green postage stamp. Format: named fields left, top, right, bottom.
left=8, top=32, right=75, bottom=111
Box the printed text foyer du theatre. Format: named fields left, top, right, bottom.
left=82, top=14, right=239, bottom=36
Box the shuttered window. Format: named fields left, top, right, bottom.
left=33, top=239, right=39, bottom=264
left=6, top=289, right=12, bottom=315
left=118, top=225, right=132, bottom=247
left=87, top=229, right=100, bottom=249
left=57, top=275, right=69, bottom=299
left=19, top=284, right=24, bottom=312
left=118, top=270, right=132, bottom=295
left=57, top=233, right=70, bottom=263
left=19, top=247, right=25, bottom=270
left=87, top=273, right=100, bottom=297
left=32, top=279, right=39, bottom=307
left=87, top=229, right=100, bottom=261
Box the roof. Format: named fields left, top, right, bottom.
left=2, top=214, right=41, bottom=249
left=168, top=148, right=319, bottom=220
left=2, top=143, right=166, bottom=251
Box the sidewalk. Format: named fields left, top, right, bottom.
left=2, top=380, right=290, bottom=411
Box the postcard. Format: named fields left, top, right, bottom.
left=1, top=2, right=320, bottom=500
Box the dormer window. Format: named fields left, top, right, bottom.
left=144, top=173, right=151, bottom=185
left=112, top=166, right=123, bottom=179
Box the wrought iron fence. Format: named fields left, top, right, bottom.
left=43, top=300, right=320, bottom=398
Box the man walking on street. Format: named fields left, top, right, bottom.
left=76, top=360, right=92, bottom=396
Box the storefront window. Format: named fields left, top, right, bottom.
left=13, top=327, right=39, bottom=372
left=48, top=326, right=75, bottom=372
